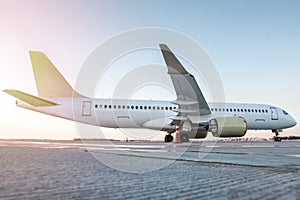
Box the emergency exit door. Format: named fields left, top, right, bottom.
left=82, top=101, right=91, bottom=116
left=270, top=107, right=278, bottom=120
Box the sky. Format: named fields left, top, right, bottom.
left=0, top=0, right=300, bottom=140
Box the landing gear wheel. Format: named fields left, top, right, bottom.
left=273, top=136, right=281, bottom=142
left=180, top=133, right=189, bottom=142
left=164, top=134, right=173, bottom=142
left=272, top=130, right=282, bottom=142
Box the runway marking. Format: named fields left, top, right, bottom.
left=288, top=154, right=300, bottom=158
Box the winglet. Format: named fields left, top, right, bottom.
left=3, top=89, right=58, bottom=107
left=159, top=44, right=189, bottom=74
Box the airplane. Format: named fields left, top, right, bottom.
left=3, top=44, right=297, bottom=142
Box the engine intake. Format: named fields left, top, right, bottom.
left=209, top=116, right=248, bottom=137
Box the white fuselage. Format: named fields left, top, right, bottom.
left=17, top=98, right=297, bottom=132
left=7, top=47, right=297, bottom=139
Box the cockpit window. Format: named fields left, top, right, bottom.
left=283, top=110, right=289, bottom=115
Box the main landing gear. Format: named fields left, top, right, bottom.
left=272, top=129, right=282, bottom=142
left=180, top=132, right=189, bottom=142
left=164, top=134, right=173, bottom=142
left=164, top=132, right=189, bottom=143
left=164, top=123, right=190, bottom=143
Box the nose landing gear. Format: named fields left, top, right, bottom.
left=272, top=129, right=282, bottom=142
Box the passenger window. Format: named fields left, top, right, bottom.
left=95, top=105, right=98, bottom=108
left=131, top=105, right=134, bottom=109
left=265, top=110, right=268, bottom=113
left=211, top=108, right=214, bottom=111
left=219, top=108, right=222, bottom=112
left=226, top=108, right=229, bottom=112
left=148, top=106, right=151, bottom=110
left=161, top=107, right=164, bottom=110
left=144, top=106, right=147, bottom=110
left=153, top=106, right=156, bottom=110
left=166, top=107, right=168, bottom=110
left=230, top=109, right=232, bottom=112
left=255, top=109, right=257, bottom=112
left=248, top=109, right=250, bottom=112
left=140, top=106, right=143, bottom=110
left=169, top=107, right=172, bottom=110
left=251, top=109, right=254, bottom=112
left=122, top=105, right=125, bottom=109
left=233, top=109, right=236, bottom=112
left=127, top=105, right=130, bottom=109
left=113, top=105, right=116, bottom=109
left=157, top=106, right=160, bottom=110
left=135, top=106, right=138, bottom=109
left=262, top=110, right=264, bottom=113
left=258, top=109, right=261, bottom=113
left=104, top=105, right=107, bottom=109
left=237, top=109, right=240, bottom=112
left=99, top=105, right=102, bottom=109
left=109, top=105, right=112, bottom=109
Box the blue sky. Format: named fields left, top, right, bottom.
left=0, top=0, right=299, bottom=139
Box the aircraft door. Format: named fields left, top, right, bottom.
left=270, top=107, right=278, bottom=120
left=82, top=101, right=91, bottom=116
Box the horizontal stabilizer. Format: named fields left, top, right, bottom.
left=3, top=89, right=58, bottom=107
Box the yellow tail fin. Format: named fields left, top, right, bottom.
left=29, top=51, right=84, bottom=98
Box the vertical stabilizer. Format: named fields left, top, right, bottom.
left=29, top=51, right=84, bottom=98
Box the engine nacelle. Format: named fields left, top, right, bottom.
left=186, top=125, right=208, bottom=139
left=209, top=116, right=248, bottom=137
left=177, top=120, right=208, bottom=139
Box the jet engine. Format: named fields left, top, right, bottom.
left=179, top=120, right=208, bottom=139
left=209, top=116, right=248, bottom=137
left=186, top=125, right=208, bottom=139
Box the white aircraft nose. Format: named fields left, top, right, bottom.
left=289, top=116, right=297, bottom=127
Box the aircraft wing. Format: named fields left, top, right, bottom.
left=159, top=44, right=211, bottom=124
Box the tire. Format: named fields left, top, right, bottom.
left=274, top=136, right=282, bottom=142
left=169, top=135, right=174, bottom=142
left=180, top=133, right=189, bottom=142
left=164, top=135, right=173, bottom=142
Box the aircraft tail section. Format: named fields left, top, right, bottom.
left=29, top=51, right=84, bottom=98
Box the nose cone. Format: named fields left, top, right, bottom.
left=280, top=108, right=297, bottom=128
left=290, top=116, right=297, bottom=127
left=286, top=114, right=297, bottom=128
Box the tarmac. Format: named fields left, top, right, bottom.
left=0, top=139, right=299, bottom=199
